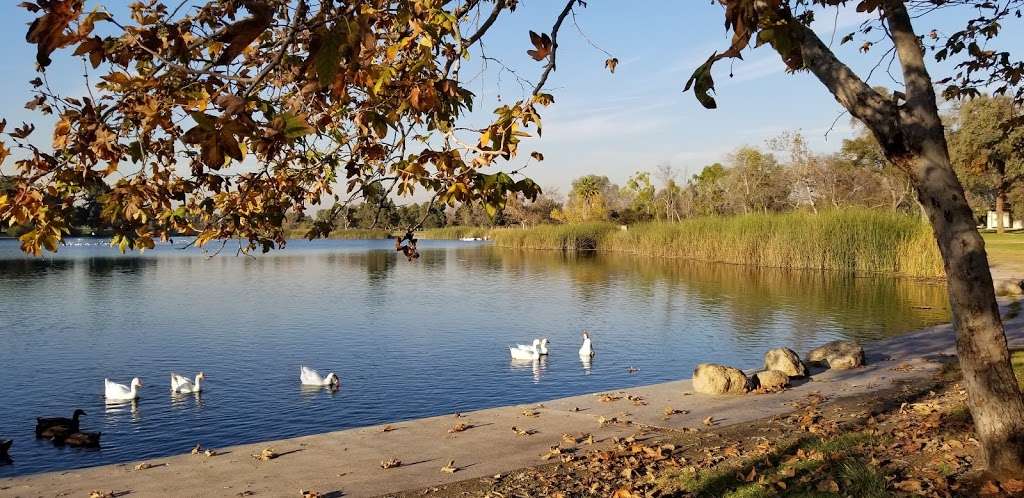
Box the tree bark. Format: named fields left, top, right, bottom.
left=784, top=0, right=1024, bottom=477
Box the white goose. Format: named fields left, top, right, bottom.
left=171, top=372, right=205, bottom=394
left=512, top=338, right=549, bottom=356
left=300, top=366, right=340, bottom=388
left=579, top=331, right=595, bottom=359
left=105, top=377, right=143, bottom=401
left=509, top=339, right=541, bottom=360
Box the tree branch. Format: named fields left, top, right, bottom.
left=531, top=0, right=576, bottom=96
left=788, top=16, right=905, bottom=154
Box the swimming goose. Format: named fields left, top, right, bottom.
left=579, top=331, right=595, bottom=358
left=171, top=372, right=205, bottom=394
left=105, top=377, right=143, bottom=401
left=64, top=431, right=101, bottom=448
left=300, top=366, right=340, bottom=388
left=36, top=409, right=86, bottom=437
left=510, top=340, right=541, bottom=360
left=514, top=338, right=550, bottom=355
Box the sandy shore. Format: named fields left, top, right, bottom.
left=2, top=304, right=1022, bottom=498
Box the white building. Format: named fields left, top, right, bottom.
left=986, top=210, right=1024, bottom=230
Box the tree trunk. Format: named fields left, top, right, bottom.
left=995, top=186, right=1007, bottom=234
left=783, top=0, right=1024, bottom=477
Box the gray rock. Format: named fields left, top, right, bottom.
left=807, top=340, right=865, bottom=370
left=763, top=347, right=807, bottom=377
left=692, top=363, right=750, bottom=395
left=753, top=370, right=789, bottom=391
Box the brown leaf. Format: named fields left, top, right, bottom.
left=441, top=460, right=458, bottom=473
left=527, top=31, right=552, bottom=61
left=25, top=0, right=85, bottom=66
left=605, top=57, right=619, bottom=74
left=1003, top=479, right=1024, bottom=493
left=380, top=458, right=401, bottom=469
left=214, top=1, right=273, bottom=65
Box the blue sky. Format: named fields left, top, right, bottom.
left=1, top=1, right=1020, bottom=195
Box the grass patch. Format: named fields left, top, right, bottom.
left=417, top=226, right=490, bottom=239
left=491, top=209, right=943, bottom=277
left=1013, top=349, right=1024, bottom=389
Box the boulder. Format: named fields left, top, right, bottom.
left=692, top=363, right=750, bottom=395
left=763, top=347, right=807, bottom=377
left=753, top=370, right=789, bottom=391
left=807, top=340, right=865, bottom=370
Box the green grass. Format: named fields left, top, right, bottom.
left=284, top=225, right=393, bottom=239
left=655, top=433, right=889, bottom=498
left=490, top=209, right=944, bottom=277
left=1013, top=349, right=1024, bottom=390
left=983, top=231, right=1024, bottom=277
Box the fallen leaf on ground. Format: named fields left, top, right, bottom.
left=512, top=426, right=536, bottom=436
left=703, top=416, right=716, bottom=426
left=541, top=445, right=562, bottom=460
left=379, top=425, right=398, bottom=433
left=252, top=448, right=278, bottom=461
left=204, top=449, right=217, bottom=457
left=381, top=458, right=401, bottom=469
left=598, top=393, right=622, bottom=402
left=521, top=409, right=539, bottom=417
left=134, top=462, right=153, bottom=471
left=1003, top=479, right=1024, bottom=493
left=448, top=422, right=473, bottom=433
left=441, top=460, right=458, bottom=473
left=300, top=490, right=320, bottom=498
left=89, top=492, right=114, bottom=498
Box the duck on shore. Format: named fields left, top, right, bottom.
left=36, top=409, right=86, bottom=437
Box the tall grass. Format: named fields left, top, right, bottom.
left=418, top=226, right=490, bottom=239
left=490, top=209, right=944, bottom=277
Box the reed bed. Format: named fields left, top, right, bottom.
left=418, top=226, right=491, bottom=239
left=490, top=210, right=944, bottom=277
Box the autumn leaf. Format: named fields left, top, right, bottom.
left=440, top=460, right=458, bottom=473
left=25, top=0, right=85, bottom=66
left=605, top=57, right=619, bottom=74
left=214, top=1, right=273, bottom=65
left=380, top=458, right=401, bottom=469
left=527, top=30, right=552, bottom=61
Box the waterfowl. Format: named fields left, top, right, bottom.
left=105, top=377, right=143, bottom=401
left=510, top=339, right=541, bottom=360
left=64, top=431, right=101, bottom=448
left=36, top=409, right=86, bottom=437
left=300, top=366, right=340, bottom=388
left=40, top=425, right=71, bottom=442
left=579, top=331, right=595, bottom=358
left=171, top=372, right=205, bottom=394
left=513, top=338, right=549, bottom=355
left=1, top=439, right=11, bottom=463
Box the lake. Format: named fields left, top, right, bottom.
left=0, top=238, right=950, bottom=476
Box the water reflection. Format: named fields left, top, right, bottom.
left=0, top=239, right=950, bottom=477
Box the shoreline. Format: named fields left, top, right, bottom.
left=3, top=301, right=1022, bottom=498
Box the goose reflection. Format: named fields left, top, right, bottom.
left=170, top=391, right=204, bottom=410
left=104, top=398, right=140, bottom=422
left=509, top=356, right=548, bottom=383
left=580, top=355, right=593, bottom=374
left=299, top=384, right=340, bottom=401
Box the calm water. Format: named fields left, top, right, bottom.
left=0, top=238, right=950, bottom=477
